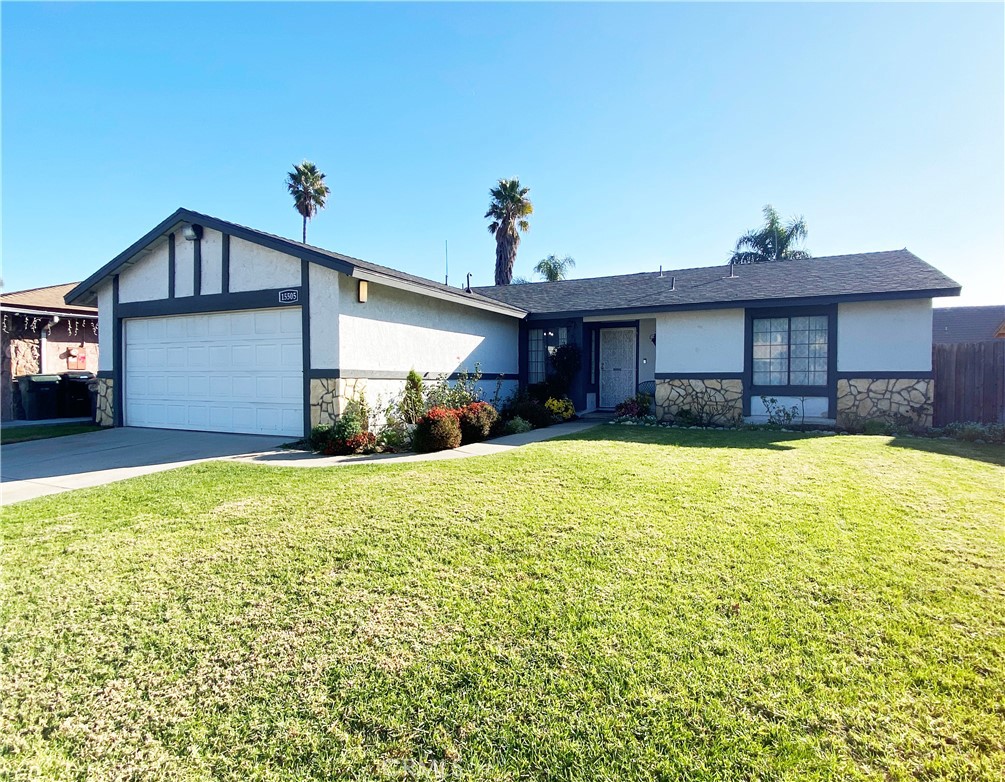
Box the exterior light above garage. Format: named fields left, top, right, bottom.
left=358, top=280, right=368, bottom=303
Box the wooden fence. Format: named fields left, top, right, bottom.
left=932, top=340, right=1005, bottom=426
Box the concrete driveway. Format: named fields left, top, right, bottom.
left=1, top=428, right=287, bottom=506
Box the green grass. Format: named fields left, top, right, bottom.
left=2, top=427, right=1003, bottom=781
left=0, top=421, right=101, bottom=445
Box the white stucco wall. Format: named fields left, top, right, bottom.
left=97, top=283, right=114, bottom=371
left=118, top=241, right=169, bottom=303
left=229, top=237, right=302, bottom=292
left=200, top=228, right=224, bottom=295
left=838, top=299, right=933, bottom=373
left=656, top=308, right=745, bottom=373
left=639, top=318, right=657, bottom=382
left=174, top=236, right=195, bottom=298
left=748, top=395, right=829, bottom=420
left=337, top=276, right=520, bottom=377
left=309, top=264, right=341, bottom=369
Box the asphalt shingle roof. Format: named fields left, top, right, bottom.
left=1, top=283, right=97, bottom=314
left=473, top=250, right=960, bottom=315
left=932, top=305, right=1005, bottom=344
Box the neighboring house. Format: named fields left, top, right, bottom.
left=1, top=283, right=99, bottom=421
left=932, top=305, right=1005, bottom=344
left=65, top=208, right=961, bottom=437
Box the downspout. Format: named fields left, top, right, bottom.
left=39, top=321, right=47, bottom=374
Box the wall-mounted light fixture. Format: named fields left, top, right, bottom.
left=357, top=280, right=368, bottom=303
left=182, top=224, right=203, bottom=241
left=650, top=333, right=656, bottom=346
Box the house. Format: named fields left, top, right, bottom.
left=65, top=208, right=961, bottom=436
left=1, top=283, right=99, bottom=421
left=932, top=305, right=1005, bottom=344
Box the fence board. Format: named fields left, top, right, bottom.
left=933, top=340, right=1005, bottom=426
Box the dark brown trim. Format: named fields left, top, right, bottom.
left=835, top=371, right=933, bottom=379
left=221, top=233, right=230, bottom=294
left=301, top=260, right=311, bottom=437
left=116, top=288, right=302, bottom=319
left=167, top=233, right=176, bottom=299
left=307, top=369, right=519, bottom=381
left=193, top=232, right=202, bottom=295
left=112, top=275, right=123, bottom=426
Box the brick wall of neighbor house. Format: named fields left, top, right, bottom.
left=2, top=325, right=40, bottom=420
left=1, top=317, right=99, bottom=420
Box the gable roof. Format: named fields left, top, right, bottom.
left=473, top=250, right=961, bottom=317
left=64, top=209, right=527, bottom=318
left=1, top=282, right=97, bottom=317
left=932, top=305, right=1005, bottom=344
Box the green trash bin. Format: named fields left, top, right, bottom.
left=18, top=374, right=61, bottom=420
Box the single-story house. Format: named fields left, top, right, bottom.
left=1, top=283, right=100, bottom=421
left=932, top=305, right=1005, bottom=344
left=65, top=208, right=961, bottom=437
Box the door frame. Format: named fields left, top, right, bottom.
left=598, top=326, right=638, bottom=409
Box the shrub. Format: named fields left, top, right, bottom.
left=545, top=397, right=575, bottom=421
left=331, top=408, right=363, bottom=442
left=504, top=391, right=554, bottom=428
left=426, top=365, right=483, bottom=410
left=503, top=416, right=533, bottom=435
left=549, top=343, right=582, bottom=396
left=615, top=393, right=652, bottom=419
left=323, top=431, right=377, bottom=456
left=400, top=369, right=426, bottom=424
left=458, top=401, right=499, bottom=444
left=942, top=421, right=1005, bottom=444
left=413, top=407, right=462, bottom=453
left=308, top=424, right=335, bottom=452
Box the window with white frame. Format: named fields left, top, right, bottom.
left=752, top=315, right=828, bottom=387
left=528, top=327, right=569, bottom=384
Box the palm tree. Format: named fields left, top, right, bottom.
left=286, top=161, right=331, bottom=243
left=730, top=205, right=811, bottom=264
left=534, top=254, right=575, bottom=282
left=485, top=178, right=533, bottom=285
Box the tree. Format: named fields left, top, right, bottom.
left=286, top=161, right=331, bottom=243
left=485, top=178, right=533, bottom=285
left=730, top=205, right=811, bottom=264
left=534, top=254, right=575, bottom=282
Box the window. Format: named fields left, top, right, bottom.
left=528, top=327, right=568, bottom=384
left=752, top=315, right=828, bottom=387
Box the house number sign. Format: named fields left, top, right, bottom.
left=279, top=289, right=299, bottom=304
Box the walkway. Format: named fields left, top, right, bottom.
left=232, top=419, right=602, bottom=468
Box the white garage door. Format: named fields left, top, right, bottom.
left=124, top=308, right=303, bottom=436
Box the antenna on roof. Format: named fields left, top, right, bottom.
left=444, top=240, right=449, bottom=286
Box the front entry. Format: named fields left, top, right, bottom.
left=599, top=327, right=637, bottom=408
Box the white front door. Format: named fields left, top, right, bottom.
left=124, top=308, right=303, bottom=436
left=599, top=327, right=637, bottom=408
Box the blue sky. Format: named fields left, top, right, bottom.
left=3, top=2, right=1003, bottom=305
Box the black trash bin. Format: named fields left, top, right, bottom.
left=59, top=371, right=95, bottom=417
left=18, top=374, right=61, bottom=420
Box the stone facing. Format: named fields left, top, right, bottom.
left=655, top=378, right=744, bottom=425
left=309, top=377, right=368, bottom=428
left=836, top=378, right=933, bottom=428
left=95, top=377, right=114, bottom=426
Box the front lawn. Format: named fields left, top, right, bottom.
left=0, top=421, right=101, bottom=445
left=2, top=428, right=1002, bottom=780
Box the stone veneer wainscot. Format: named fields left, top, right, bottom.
left=836, top=378, right=933, bottom=428
left=655, top=378, right=744, bottom=425
left=309, top=377, right=368, bottom=428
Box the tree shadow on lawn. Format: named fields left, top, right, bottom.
left=568, top=424, right=820, bottom=452
left=885, top=435, right=1005, bottom=468
left=572, top=424, right=1005, bottom=467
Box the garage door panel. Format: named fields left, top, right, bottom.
left=125, top=308, right=302, bottom=436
